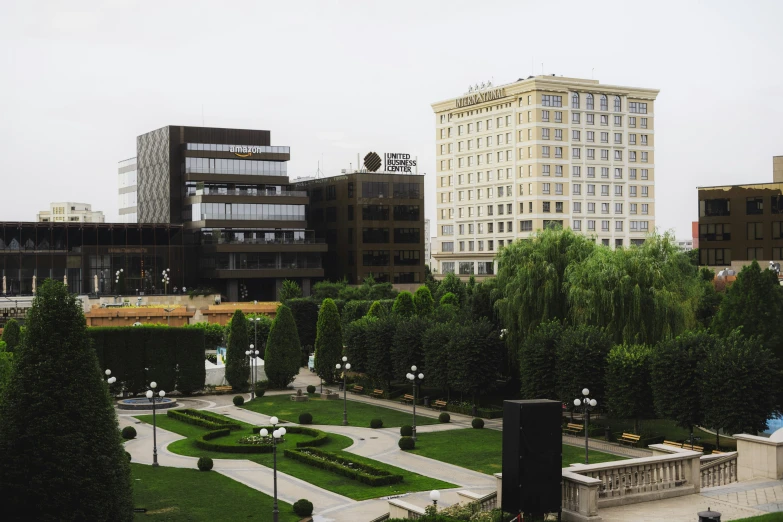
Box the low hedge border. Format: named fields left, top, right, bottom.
left=251, top=426, right=329, bottom=448
left=283, top=447, right=403, bottom=486
left=194, top=429, right=274, bottom=454
left=168, top=409, right=242, bottom=431
left=443, top=404, right=503, bottom=419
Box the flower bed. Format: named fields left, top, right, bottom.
left=283, top=447, right=403, bottom=486
left=251, top=426, right=329, bottom=448
left=195, top=429, right=275, bottom=454
left=193, top=426, right=329, bottom=454
left=168, top=409, right=242, bottom=431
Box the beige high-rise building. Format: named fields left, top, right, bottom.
left=431, top=75, right=659, bottom=278
left=37, top=202, right=105, bottom=223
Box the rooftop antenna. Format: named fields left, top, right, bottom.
left=315, top=160, right=324, bottom=179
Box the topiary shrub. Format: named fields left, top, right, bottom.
left=121, top=426, right=137, bottom=440
left=125, top=451, right=132, bottom=462
left=233, top=395, right=245, bottom=406
left=293, top=499, right=314, bottom=517
left=370, top=418, right=383, bottom=429
left=400, top=425, right=413, bottom=437
left=299, top=412, right=313, bottom=424
left=472, top=418, right=485, bottom=429
left=307, top=385, right=316, bottom=394
left=398, top=436, right=415, bottom=450
left=254, top=389, right=265, bottom=398
left=439, top=412, right=450, bottom=423
left=197, top=457, right=214, bottom=472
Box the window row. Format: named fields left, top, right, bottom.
left=190, top=203, right=305, bottom=221
left=361, top=182, right=422, bottom=199
left=184, top=157, right=287, bottom=176
left=185, top=143, right=290, bottom=154
left=360, top=250, right=422, bottom=266
left=359, top=228, right=421, bottom=244
left=441, top=261, right=495, bottom=276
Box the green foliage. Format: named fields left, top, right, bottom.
left=299, top=412, right=313, bottom=424
left=605, top=344, right=653, bottom=433
left=438, top=412, right=451, bottom=423
left=183, top=322, right=224, bottom=349
left=283, top=447, right=403, bottom=486
left=366, top=300, right=387, bottom=319
left=233, top=395, right=245, bottom=406
left=700, top=330, right=780, bottom=436
left=341, top=300, right=373, bottom=330
left=439, top=292, right=458, bottom=307
left=314, top=298, right=343, bottom=384
left=556, top=325, right=612, bottom=407
left=287, top=298, right=319, bottom=351
left=245, top=314, right=273, bottom=351
left=567, top=233, right=701, bottom=345
left=413, top=286, right=435, bottom=316
left=280, top=279, right=303, bottom=301
left=168, top=409, right=242, bottom=431
left=313, top=277, right=398, bottom=303
left=519, top=320, right=563, bottom=400
left=469, top=279, right=499, bottom=325
left=121, top=426, right=137, bottom=439
left=293, top=499, right=314, bottom=517
left=696, top=281, right=723, bottom=328
left=400, top=425, right=413, bottom=436
left=651, top=330, right=715, bottom=431
left=447, top=318, right=504, bottom=403
left=0, top=351, right=12, bottom=397
left=226, top=310, right=250, bottom=391
left=365, top=316, right=398, bottom=388
left=370, top=418, right=383, bottom=429
left=344, top=317, right=376, bottom=373
left=391, top=316, right=430, bottom=379
left=712, top=260, right=783, bottom=358
left=312, top=280, right=345, bottom=301
left=306, top=385, right=316, bottom=394
left=433, top=303, right=458, bottom=323
left=197, top=457, right=214, bottom=472
left=398, top=436, right=416, bottom=449
left=0, top=280, right=133, bottom=521
left=472, top=418, right=485, bottom=429
left=2, top=318, right=20, bottom=352
left=264, top=305, right=302, bottom=389
left=422, top=322, right=453, bottom=392
left=392, top=291, right=416, bottom=317
left=435, top=273, right=467, bottom=306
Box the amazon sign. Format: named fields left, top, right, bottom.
left=229, top=145, right=266, bottom=157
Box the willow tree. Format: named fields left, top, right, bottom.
left=566, top=233, right=700, bottom=346
left=493, top=227, right=595, bottom=369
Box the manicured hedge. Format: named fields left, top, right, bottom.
left=252, top=426, right=329, bottom=448
left=167, top=409, right=241, bottom=431
left=283, top=447, right=403, bottom=486
left=444, top=404, right=503, bottom=419
left=91, top=326, right=206, bottom=394
left=194, top=429, right=274, bottom=454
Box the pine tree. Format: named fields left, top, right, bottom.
left=314, top=298, right=343, bottom=384
left=264, top=304, right=302, bottom=388
left=392, top=291, right=416, bottom=317
left=226, top=310, right=250, bottom=390
left=413, top=286, right=435, bottom=317
left=2, top=318, right=20, bottom=352
left=0, top=280, right=133, bottom=521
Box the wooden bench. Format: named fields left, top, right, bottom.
left=564, top=423, right=584, bottom=435
left=215, top=385, right=232, bottom=392
left=370, top=389, right=384, bottom=399
left=349, top=385, right=364, bottom=395
left=663, top=440, right=684, bottom=448
left=711, top=449, right=724, bottom=455
left=432, top=400, right=447, bottom=411
left=400, top=394, right=415, bottom=404
left=618, top=433, right=641, bottom=446
left=684, top=443, right=703, bottom=452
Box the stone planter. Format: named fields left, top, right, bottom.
left=290, top=394, right=309, bottom=402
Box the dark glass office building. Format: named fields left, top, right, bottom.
left=135, top=126, right=326, bottom=300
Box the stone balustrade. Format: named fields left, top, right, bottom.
left=735, top=432, right=783, bottom=480
left=700, top=453, right=738, bottom=488
left=562, top=470, right=602, bottom=522
left=387, top=498, right=425, bottom=519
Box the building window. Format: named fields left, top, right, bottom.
left=572, top=93, right=580, bottom=108
left=588, top=202, right=595, bottom=213
left=573, top=184, right=581, bottom=195
left=587, top=220, right=595, bottom=231
left=587, top=167, right=595, bottom=178
left=614, top=150, right=623, bottom=160
left=615, top=168, right=623, bottom=179
left=614, top=133, right=622, bottom=144
left=641, top=186, right=648, bottom=197
left=459, top=262, right=474, bottom=275
left=600, top=95, right=608, bottom=111
left=555, top=147, right=563, bottom=158
left=573, top=202, right=582, bottom=212
left=614, top=116, right=622, bottom=126
left=600, top=115, right=608, bottom=126
left=555, top=183, right=563, bottom=195
left=601, top=150, right=609, bottom=161
left=362, top=182, right=389, bottom=198
left=586, top=94, right=594, bottom=110
left=543, top=202, right=551, bottom=213
left=587, top=148, right=595, bottom=159
left=614, top=96, right=622, bottom=112
left=615, top=185, right=623, bottom=196
left=555, top=129, right=562, bottom=141
left=542, top=95, right=563, bottom=107
left=555, top=111, right=562, bottom=123
left=602, top=220, right=610, bottom=231
left=362, top=250, right=390, bottom=266
left=641, top=152, right=648, bottom=162
left=555, top=202, right=564, bottom=213
left=629, top=102, right=648, bottom=114
left=747, top=247, right=764, bottom=261
left=747, top=222, right=763, bottom=240
left=601, top=185, right=609, bottom=196
left=587, top=114, right=594, bottom=125
left=572, top=148, right=581, bottom=159
left=630, top=186, right=637, bottom=197
left=394, top=228, right=420, bottom=243
left=630, top=169, right=637, bottom=180
left=700, top=248, right=731, bottom=266
left=641, top=118, right=648, bottom=128
left=630, top=203, right=637, bottom=214
left=641, top=135, right=648, bottom=145
left=629, top=117, right=636, bottom=127
left=520, top=220, right=532, bottom=231
left=587, top=184, right=595, bottom=195
left=573, top=219, right=582, bottom=231
left=615, top=202, right=623, bottom=214
left=602, top=203, right=609, bottom=214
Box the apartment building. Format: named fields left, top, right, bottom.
left=431, top=75, right=659, bottom=277
left=37, top=202, right=105, bottom=223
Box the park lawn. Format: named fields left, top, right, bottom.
left=131, top=463, right=299, bottom=521
left=135, top=414, right=455, bottom=501
left=409, top=429, right=626, bottom=475
left=242, top=393, right=440, bottom=428
left=596, top=417, right=736, bottom=450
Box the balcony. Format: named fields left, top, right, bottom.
left=201, top=237, right=325, bottom=246
left=185, top=167, right=287, bottom=177
left=195, top=189, right=306, bottom=197
left=196, top=213, right=304, bottom=221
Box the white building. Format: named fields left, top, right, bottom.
left=118, top=157, right=137, bottom=223
left=425, top=218, right=431, bottom=267
left=676, top=239, right=694, bottom=251
left=37, top=202, right=105, bottom=223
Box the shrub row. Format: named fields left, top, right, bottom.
left=167, top=409, right=241, bottom=431
left=194, top=429, right=274, bottom=454
left=444, top=403, right=503, bottom=419
left=251, top=426, right=329, bottom=448
left=283, top=447, right=403, bottom=486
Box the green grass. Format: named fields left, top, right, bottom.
left=409, top=429, right=626, bottom=475
left=733, top=515, right=783, bottom=522
left=131, top=463, right=299, bottom=521
left=242, top=393, right=441, bottom=428
left=135, top=414, right=455, bottom=501
left=596, top=417, right=736, bottom=450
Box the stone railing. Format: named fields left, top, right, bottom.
left=457, top=490, right=497, bottom=511
left=562, top=471, right=602, bottom=521
left=367, top=513, right=390, bottom=522
left=700, top=452, right=738, bottom=488
left=387, top=499, right=425, bottom=519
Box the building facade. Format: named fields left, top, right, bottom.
left=133, top=125, right=326, bottom=301
left=118, top=157, right=138, bottom=223
left=295, top=172, right=425, bottom=285
left=37, top=202, right=105, bottom=223
left=424, top=218, right=431, bottom=267
left=431, top=75, right=659, bottom=278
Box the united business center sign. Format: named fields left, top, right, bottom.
left=363, top=152, right=417, bottom=174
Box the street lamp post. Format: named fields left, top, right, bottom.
left=336, top=356, right=351, bottom=426
left=104, top=369, right=117, bottom=386
left=146, top=381, right=166, bottom=467
left=260, top=416, right=285, bottom=522
left=245, top=344, right=259, bottom=400
left=406, top=366, right=424, bottom=441
left=429, top=490, right=441, bottom=510
left=573, top=388, right=598, bottom=465
left=161, top=268, right=170, bottom=295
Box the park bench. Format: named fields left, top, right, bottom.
left=432, top=400, right=448, bottom=411
left=350, top=385, right=364, bottom=395
left=663, top=440, right=683, bottom=448
left=684, top=443, right=704, bottom=452
left=711, top=449, right=724, bottom=455
left=618, top=433, right=641, bottom=447
left=371, top=389, right=384, bottom=399
left=564, top=423, right=584, bottom=435
left=215, top=385, right=232, bottom=393
left=400, top=394, right=415, bottom=405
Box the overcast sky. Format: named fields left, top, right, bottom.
left=2, top=0, right=782, bottom=239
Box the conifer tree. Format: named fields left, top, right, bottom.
left=226, top=310, right=250, bottom=390
left=264, top=304, right=302, bottom=388
left=314, top=298, right=342, bottom=384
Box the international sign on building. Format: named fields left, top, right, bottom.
left=455, top=88, right=506, bottom=108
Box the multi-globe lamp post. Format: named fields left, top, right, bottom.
left=336, top=356, right=351, bottom=426
left=104, top=369, right=117, bottom=385
left=146, top=381, right=166, bottom=467
left=114, top=268, right=123, bottom=292
left=574, top=388, right=598, bottom=464
left=406, top=366, right=424, bottom=441
left=245, top=344, right=259, bottom=400
left=259, top=416, right=286, bottom=522
left=161, top=268, right=170, bottom=295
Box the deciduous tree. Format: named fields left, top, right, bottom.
left=605, top=344, right=653, bottom=434
left=519, top=320, right=562, bottom=400
left=2, top=318, right=20, bottom=352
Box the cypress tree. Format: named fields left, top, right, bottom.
left=0, top=280, right=133, bottom=521
left=226, top=310, right=250, bottom=391
left=413, top=286, right=434, bottom=317
left=314, top=298, right=343, bottom=384
left=366, top=300, right=386, bottom=318
left=264, top=304, right=301, bottom=389
left=2, top=318, right=20, bottom=352
left=392, top=291, right=416, bottom=317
